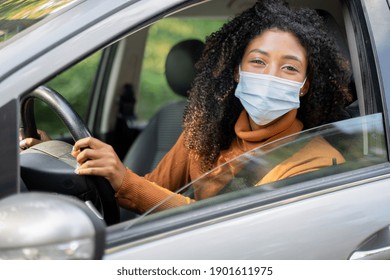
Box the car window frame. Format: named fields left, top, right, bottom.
left=105, top=0, right=390, bottom=248
left=344, top=0, right=389, bottom=147
left=0, top=99, right=19, bottom=199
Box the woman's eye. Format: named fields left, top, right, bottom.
left=284, top=65, right=298, bottom=72
left=251, top=59, right=265, bottom=65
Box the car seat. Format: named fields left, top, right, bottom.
left=317, top=9, right=358, bottom=117
left=123, top=39, right=205, bottom=176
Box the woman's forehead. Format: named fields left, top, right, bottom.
left=245, top=29, right=307, bottom=60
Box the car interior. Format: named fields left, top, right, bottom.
left=123, top=39, right=205, bottom=176
left=20, top=0, right=386, bottom=227
left=90, top=0, right=359, bottom=163
left=123, top=8, right=357, bottom=179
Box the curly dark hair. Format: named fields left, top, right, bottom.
left=183, top=0, right=353, bottom=172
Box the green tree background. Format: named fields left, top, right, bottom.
left=0, top=0, right=74, bottom=19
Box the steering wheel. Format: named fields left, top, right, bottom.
left=20, top=85, right=120, bottom=226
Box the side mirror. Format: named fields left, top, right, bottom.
left=0, top=192, right=106, bottom=259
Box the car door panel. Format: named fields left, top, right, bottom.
left=105, top=172, right=390, bottom=259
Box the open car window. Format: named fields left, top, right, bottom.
left=136, top=17, right=226, bottom=124
left=130, top=113, right=386, bottom=221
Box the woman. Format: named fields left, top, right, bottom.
left=23, top=0, right=353, bottom=213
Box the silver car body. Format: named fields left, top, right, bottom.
left=0, top=0, right=390, bottom=259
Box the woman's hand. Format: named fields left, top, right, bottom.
left=71, top=137, right=127, bottom=192
left=19, top=129, right=51, bottom=150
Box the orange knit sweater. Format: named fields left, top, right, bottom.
left=115, top=109, right=345, bottom=213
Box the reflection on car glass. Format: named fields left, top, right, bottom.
left=124, top=113, right=386, bottom=226
left=0, top=0, right=77, bottom=44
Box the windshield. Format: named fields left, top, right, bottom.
left=122, top=113, right=387, bottom=229
left=0, top=0, right=77, bottom=43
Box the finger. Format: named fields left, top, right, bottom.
left=72, top=138, right=92, bottom=157
left=72, top=137, right=92, bottom=153
left=25, top=138, right=41, bottom=147
left=73, top=137, right=105, bottom=154
left=75, top=147, right=102, bottom=165
left=20, top=138, right=41, bottom=149
left=76, top=162, right=116, bottom=178
left=37, top=130, right=51, bottom=141
left=76, top=146, right=116, bottom=165
left=76, top=159, right=126, bottom=190
left=80, top=156, right=119, bottom=171
left=76, top=166, right=105, bottom=177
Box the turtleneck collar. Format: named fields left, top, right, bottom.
left=234, top=109, right=303, bottom=151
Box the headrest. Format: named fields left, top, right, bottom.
left=165, top=39, right=205, bottom=97
left=317, top=9, right=350, bottom=62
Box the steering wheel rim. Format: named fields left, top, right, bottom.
left=20, top=85, right=120, bottom=225
left=21, top=86, right=92, bottom=140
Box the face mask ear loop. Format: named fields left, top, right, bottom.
left=301, top=76, right=307, bottom=89
left=299, top=76, right=308, bottom=96
left=236, top=64, right=242, bottom=83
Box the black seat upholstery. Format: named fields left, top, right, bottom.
left=317, top=10, right=351, bottom=62
left=123, top=39, right=204, bottom=176
left=318, top=9, right=359, bottom=117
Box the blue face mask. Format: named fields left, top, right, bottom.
left=234, top=68, right=307, bottom=126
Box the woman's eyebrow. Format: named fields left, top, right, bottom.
left=249, top=49, right=303, bottom=65
left=283, top=54, right=303, bottom=65
left=249, top=48, right=269, bottom=56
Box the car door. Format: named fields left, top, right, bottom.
left=103, top=0, right=390, bottom=259
left=104, top=113, right=390, bottom=259
left=0, top=0, right=388, bottom=260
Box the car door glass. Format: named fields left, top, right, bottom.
left=139, top=113, right=387, bottom=215
left=34, top=51, right=102, bottom=138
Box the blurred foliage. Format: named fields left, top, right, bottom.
left=0, top=0, right=74, bottom=19
left=0, top=1, right=76, bottom=43
left=137, top=18, right=225, bottom=120
left=33, top=17, right=225, bottom=137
